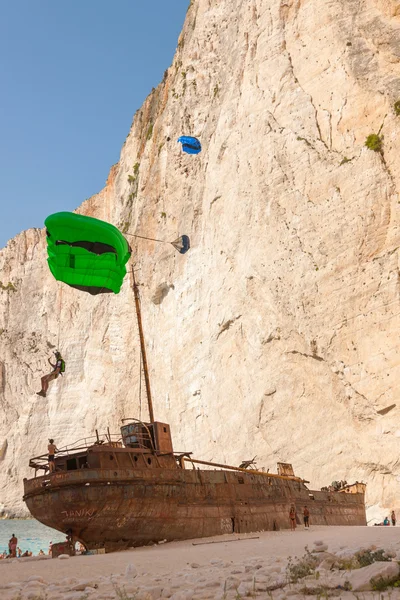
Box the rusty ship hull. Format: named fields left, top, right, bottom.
left=24, top=441, right=366, bottom=551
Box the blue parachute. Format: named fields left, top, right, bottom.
left=171, top=235, right=190, bottom=254
left=177, top=136, right=201, bottom=155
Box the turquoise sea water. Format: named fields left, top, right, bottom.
left=0, top=519, right=65, bottom=556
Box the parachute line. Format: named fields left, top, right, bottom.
left=125, top=232, right=190, bottom=254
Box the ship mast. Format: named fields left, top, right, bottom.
left=131, top=265, right=155, bottom=423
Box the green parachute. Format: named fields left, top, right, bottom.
left=45, top=212, right=131, bottom=295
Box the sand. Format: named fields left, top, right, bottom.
left=1, top=526, right=400, bottom=599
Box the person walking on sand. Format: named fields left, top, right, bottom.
left=8, top=534, right=17, bottom=558
left=391, top=510, right=396, bottom=526
left=303, top=506, right=310, bottom=528
left=289, top=504, right=297, bottom=531
left=48, top=438, right=58, bottom=473
left=37, top=351, right=65, bottom=398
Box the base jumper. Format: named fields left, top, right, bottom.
left=37, top=351, right=65, bottom=398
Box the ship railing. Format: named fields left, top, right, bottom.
left=28, top=432, right=123, bottom=472
left=61, top=433, right=123, bottom=453
left=181, top=456, right=308, bottom=482
left=23, top=467, right=160, bottom=495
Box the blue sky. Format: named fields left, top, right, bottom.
left=0, top=0, right=189, bottom=249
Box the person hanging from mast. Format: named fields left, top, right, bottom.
left=37, top=350, right=65, bottom=398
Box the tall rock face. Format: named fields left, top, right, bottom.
left=1, top=0, right=399, bottom=519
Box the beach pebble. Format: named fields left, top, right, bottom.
left=314, top=540, right=324, bottom=546
left=230, top=567, right=244, bottom=574
left=313, top=544, right=328, bottom=552
left=318, top=559, right=334, bottom=570
left=267, top=565, right=281, bottom=574
left=170, top=591, right=195, bottom=600
left=58, top=578, right=78, bottom=586
left=254, top=581, right=269, bottom=592
left=27, top=575, right=47, bottom=584
left=71, top=580, right=97, bottom=591
left=269, top=576, right=286, bottom=589
left=314, top=551, right=338, bottom=565
left=141, top=585, right=164, bottom=599
left=62, top=593, right=91, bottom=600
left=24, top=580, right=47, bottom=589
left=125, top=563, right=138, bottom=579
left=240, top=574, right=256, bottom=583
left=210, top=559, right=223, bottom=566
left=222, top=576, right=240, bottom=590
left=256, top=567, right=272, bottom=577
left=237, top=582, right=252, bottom=596
left=348, top=561, right=400, bottom=591
left=3, top=582, right=22, bottom=589
left=191, top=563, right=201, bottom=568
left=171, top=580, right=184, bottom=590
left=58, top=553, right=70, bottom=560
left=335, top=549, right=353, bottom=559
left=134, top=591, right=154, bottom=600
left=197, top=579, right=220, bottom=589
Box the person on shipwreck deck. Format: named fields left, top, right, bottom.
left=48, top=439, right=59, bottom=473
left=37, top=351, right=65, bottom=398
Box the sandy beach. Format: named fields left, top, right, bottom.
left=2, top=526, right=400, bottom=599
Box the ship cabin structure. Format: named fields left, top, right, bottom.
left=27, top=419, right=178, bottom=476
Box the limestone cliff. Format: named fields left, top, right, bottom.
left=1, top=0, right=400, bottom=520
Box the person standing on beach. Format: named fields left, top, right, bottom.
left=289, top=505, right=297, bottom=531
left=8, top=534, right=17, bottom=557
left=48, top=439, right=58, bottom=473
left=391, top=510, right=396, bottom=526
left=303, top=506, right=310, bottom=528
